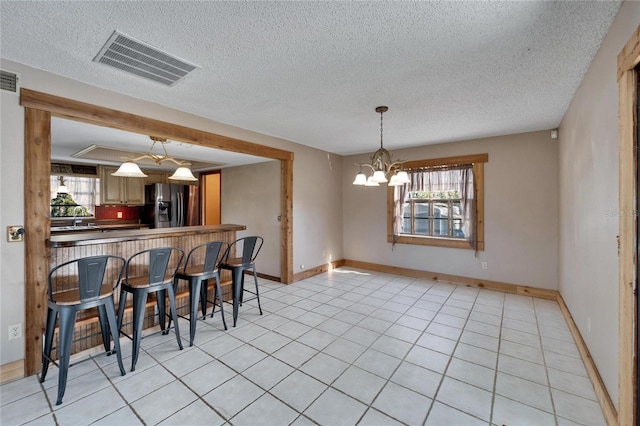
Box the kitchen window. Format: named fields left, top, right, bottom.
left=387, top=154, right=487, bottom=250
left=50, top=175, right=100, bottom=217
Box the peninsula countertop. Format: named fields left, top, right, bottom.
left=48, top=224, right=247, bottom=247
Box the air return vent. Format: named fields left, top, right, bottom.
left=0, top=70, right=20, bottom=94
left=93, top=31, right=199, bottom=86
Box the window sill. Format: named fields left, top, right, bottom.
left=388, top=234, right=484, bottom=251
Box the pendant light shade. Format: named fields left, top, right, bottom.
left=111, top=161, right=148, bottom=178
left=364, top=176, right=380, bottom=186
left=56, top=176, right=69, bottom=194
left=395, top=170, right=410, bottom=184
left=168, top=166, right=198, bottom=181
left=372, top=170, right=388, bottom=183
left=353, top=173, right=367, bottom=185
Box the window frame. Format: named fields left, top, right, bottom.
left=386, top=153, right=487, bottom=250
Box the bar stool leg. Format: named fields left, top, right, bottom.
left=232, top=267, right=242, bottom=327
left=40, top=308, right=57, bottom=382
left=117, top=288, right=127, bottom=332
left=157, top=289, right=167, bottom=335
left=166, top=285, right=183, bottom=350
left=214, top=274, right=228, bottom=330
left=200, top=279, right=208, bottom=319
left=188, top=277, right=202, bottom=346
left=104, top=298, right=126, bottom=376
left=251, top=267, right=263, bottom=315
left=56, top=307, right=77, bottom=405
left=97, top=305, right=111, bottom=353
left=131, top=290, right=148, bottom=372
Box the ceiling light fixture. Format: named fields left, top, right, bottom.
left=353, top=106, right=410, bottom=187
left=111, top=136, right=198, bottom=181
left=56, top=176, right=69, bottom=194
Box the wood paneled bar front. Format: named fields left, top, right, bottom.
left=46, top=224, right=245, bottom=359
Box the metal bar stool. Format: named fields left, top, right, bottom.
left=41, top=255, right=126, bottom=405
left=170, top=241, right=228, bottom=346
left=117, top=247, right=184, bottom=371
left=219, top=236, right=264, bottom=327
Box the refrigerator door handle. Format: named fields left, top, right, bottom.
left=178, top=192, right=183, bottom=227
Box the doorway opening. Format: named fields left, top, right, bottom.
left=201, top=171, right=221, bottom=225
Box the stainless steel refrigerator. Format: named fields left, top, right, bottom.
left=143, top=183, right=200, bottom=228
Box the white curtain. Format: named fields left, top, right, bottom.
left=393, top=164, right=475, bottom=248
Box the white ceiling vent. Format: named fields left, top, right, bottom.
left=0, top=70, right=20, bottom=94
left=93, top=31, right=199, bottom=86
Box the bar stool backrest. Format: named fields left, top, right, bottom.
left=126, top=247, right=184, bottom=286
left=204, top=241, right=227, bottom=272
left=224, top=236, right=263, bottom=266
left=48, top=255, right=125, bottom=304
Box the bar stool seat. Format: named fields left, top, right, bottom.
left=117, top=247, right=184, bottom=371
left=41, top=255, right=127, bottom=405
left=171, top=241, right=228, bottom=346
left=220, top=236, right=264, bottom=327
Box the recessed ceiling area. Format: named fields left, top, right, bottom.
left=1, top=1, right=622, bottom=155
left=51, top=118, right=271, bottom=172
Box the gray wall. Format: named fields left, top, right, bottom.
left=343, top=130, right=559, bottom=290
left=558, top=0, right=640, bottom=409
left=221, top=161, right=281, bottom=277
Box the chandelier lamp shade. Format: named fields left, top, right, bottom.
left=112, top=136, right=198, bottom=181
left=353, top=106, right=410, bottom=187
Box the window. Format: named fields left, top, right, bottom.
left=387, top=154, right=487, bottom=250
left=50, top=175, right=100, bottom=217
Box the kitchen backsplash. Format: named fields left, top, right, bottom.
left=94, top=205, right=142, bottom=220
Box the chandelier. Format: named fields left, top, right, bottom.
left=353, top=106, right=410, bottom=187
left=112, top=136, right=198, bottom=181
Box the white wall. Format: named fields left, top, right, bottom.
left=558, top=0, right=640, bottom=410
left=343, top=130, right=559, bottom=290
left=0, top=59, right=344, bottom=366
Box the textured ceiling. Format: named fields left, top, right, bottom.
left=0, top=1, right=622, bottom=158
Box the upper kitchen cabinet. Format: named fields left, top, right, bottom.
left=100, top=166, right=145, bottom=205
left=145, top=171, right=168, bottom=185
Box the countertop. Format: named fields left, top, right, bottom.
left=48, top=224, right=246, bottom=247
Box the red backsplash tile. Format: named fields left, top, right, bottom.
left=94, top=205, right=142, bottom=220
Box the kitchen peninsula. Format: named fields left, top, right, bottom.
left=47, top=224, right=246, bottom=356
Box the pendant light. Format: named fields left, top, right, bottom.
left=112, top=136, right=197, bottom=181
left=353, top=106, right=408, bottom=186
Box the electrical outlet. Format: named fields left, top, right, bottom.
left=300, top=264, right=305, bottom=270
left=8, top=323, right=22, bottom=340
left=481, top=262, right=488, bottom=270
left=117, top=211, right=123, bottom=219
left=322, top=250, right=326, bottom=258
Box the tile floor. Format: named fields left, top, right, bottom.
left=1, top=267, right=606, bottom=425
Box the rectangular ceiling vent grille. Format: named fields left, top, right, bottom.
left=0, top=70, right=20, bottom=94
left=93, top=31, right=200, bottom=86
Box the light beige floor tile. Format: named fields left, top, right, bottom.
left=446, top=357, right=495, bottom=392
left=495, top=372, right=553, bottom=412
left=231, top=393, right=299, bottom=426
left=492, top=395, right=555, bottom=426
left=332, top=365, right=387, bottom=404
left=131, top=380, right=197, bottom=425
left=435, top=377, right=493, bottom=422
left=300, top=352, right=349, bottom=385
left=202, top=375, right=264, bottom=420
left=358, top=408, right=405, bottom=425
left=157, top=399, right=224, bottom=426
left=426, top=401, right=488, bottom=425
left=0, top=391, right=51, bottom=425
left=372, top=382, right=431, bottom=425
left=242, top=355, right=294, bottom=390
left=304, top=387, right=367, bottom=426
left=271, top=370, right=328, bottom=411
